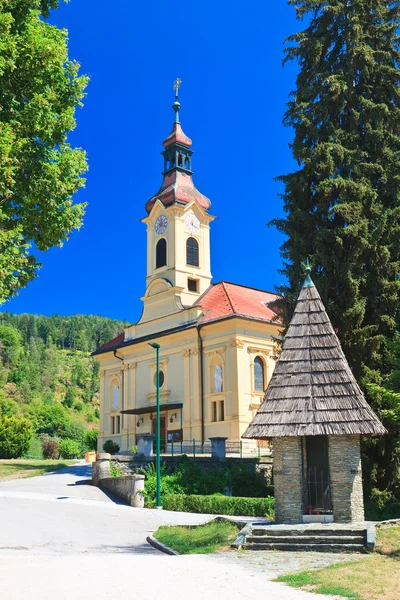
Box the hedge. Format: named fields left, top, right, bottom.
left=162, top=494, right=274, bottom=517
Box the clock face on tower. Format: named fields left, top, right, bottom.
left=155, top=215, right=168, bottom=235
left=185, top=212, right=200, bottom=233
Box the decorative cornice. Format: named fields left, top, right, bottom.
left=204, top=346, right=226, bottom=356
left=100, top=371, right=105, bottom=379
left=127, top=362, right=137, bottom=370
left=230, top=339, right=245, bottom=348
left=182, top=349, right=191, bottom=357
left=247, top=346, right=271, bottom=354
left=145, top=390, right=171, bottom=400
left=107, top=372, right=121, bottom=379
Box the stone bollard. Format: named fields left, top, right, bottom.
left=92, top=452, right=111, bottom=486
left=209, top=437, right=228, bottom=461
left=131, top=474, right=146, bottom=508
left=137, top=433, right=155, bottom=458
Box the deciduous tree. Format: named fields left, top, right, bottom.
left=0, top=0, right=88, bottom=302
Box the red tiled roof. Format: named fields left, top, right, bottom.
left=163, top=122, right=192, bottom=148
left=96, top=332, right=125, bottom=352
left=145, top=170, right=211, bottom=214
left=197, top=282, right=281, bottom=324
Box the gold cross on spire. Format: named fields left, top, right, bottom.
left=173, top=78, right=182, bottom=99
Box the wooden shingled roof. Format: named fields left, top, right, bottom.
left=243, top=270, right=386, bottom=439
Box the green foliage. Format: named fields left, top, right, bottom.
left=0, top=416, right=32, bottom=458
left=154, top=521, right=239, bottom=555
left=24, top=436, right=43, bottom=459
left=41, top=435, right=59, bottom=459
left=85, top=429, right=98, bottom=451
left=162, top=494, right=275, bottom=517
left=0, top=0, right=88, bottom=301
left=0, top=325, right=22, bottom=368
left=110, top=462, right=125, bottom=477
left=274, top=0, right=400, bottom=497
left=142, top=457, right=272, bottom=509
left=103, top=439, right=120, bottom=454
left=130, top=445, right=138, bottom=455
left=59, top=438, right=80, bottom=459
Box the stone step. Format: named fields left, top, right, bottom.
left=246, top=535, right=365, bottom=545
left=243, top=542, right=367, bottom=553
left=250, top=527, right=366, bottom=538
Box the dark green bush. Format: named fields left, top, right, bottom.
left=162, top=494, right=275, bottom=518
left=103, top=439, right=120, bottom=454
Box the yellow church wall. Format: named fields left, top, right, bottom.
left=96, top=315, right=280, bottom=452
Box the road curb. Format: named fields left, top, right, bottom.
left=146, top=535, right=178, bottom=555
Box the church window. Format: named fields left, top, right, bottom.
left=214, top=365, right=223, bottom=393
left=185, top=157, right=190, bottom=169
left=212, top=402, right=218, bottom=422
left=113, top=385, right=120, bottom=410
left=154, top=370, right=165, bottom=389
left=186, top=237, right=199, bottom=266
left=254, top=357, right=265, bottom=392
left=188, top=278, right=198, bottom=293
left=156, top=238, right=167, bottom=268
left=219, top=401, right=225, bottom=422
left=111, top=416, right=121, bottom=435
left=178, top=154, right=183, bottom=167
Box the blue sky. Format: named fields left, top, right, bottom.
left=3, top=0, right=301, bottom=322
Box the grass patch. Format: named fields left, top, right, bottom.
left=154, top=520, right=239, bottom=554
left=0, top=459, right=75, bottom=481
left=276, top=526, right=400, bottom=600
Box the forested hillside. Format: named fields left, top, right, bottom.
left=0, top=313, right=128, bottom=458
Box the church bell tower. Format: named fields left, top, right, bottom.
left=141, top=80, right=214, bottom=319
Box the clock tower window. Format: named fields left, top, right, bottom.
left=186, top=237, right=199, bottom=267
left=156, top=238, right=167, bottom=268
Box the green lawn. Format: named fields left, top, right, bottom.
left=154, top=520, right=239, bottom=554
left=0, top=459, right=76, bottom=481
left=276, top=526, right=400, bottom=600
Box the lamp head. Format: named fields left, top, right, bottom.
left=149, top=342, right=160, bottom=349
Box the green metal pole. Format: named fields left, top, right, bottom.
left=149, top=342, right=161, bottom=508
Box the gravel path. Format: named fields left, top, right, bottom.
left=0, top=462, right=347, bottom=599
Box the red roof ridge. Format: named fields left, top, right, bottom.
left=221, top=281, right=235, bottom=314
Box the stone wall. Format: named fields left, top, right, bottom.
left=111, top=455, right=273, bottom=479
left=329, top=434, right=365, bottom=523
left=100, top=475, right=145, bottom=508
left=273, top=437, right=303, bottom=524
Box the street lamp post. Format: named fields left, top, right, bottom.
left=149, top=342, right=161, bottom=509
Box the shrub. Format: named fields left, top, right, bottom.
left=59, top=438, right=80, bottom=459
left=0, top=416, right=32, bottom=459
left=24, top=436, right=43, bottom=459
left=142, top=463, right=184, bottom=507
left=103, top=439, right=120, bottom=454
left=41, top=435, right=59, bottom=459
left=130, top=445, right=138, bottom=455
left=85, top=429, right=98, bottom=451
left=162, top=494, right=275, bottom=518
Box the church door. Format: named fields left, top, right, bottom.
left=152, top=416, right=166, bottom=452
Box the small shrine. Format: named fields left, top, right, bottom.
left=243, top=266, right=386, bottom=524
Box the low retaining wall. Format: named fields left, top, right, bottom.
left=100, top=475, right=145, bottom=508
left=111, top=455, right=273, bottom=478
left=92, top=452, right=145, bottom=508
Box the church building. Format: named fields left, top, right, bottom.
left=93, top=83, right=281, bottom=452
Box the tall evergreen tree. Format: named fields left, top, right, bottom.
left=274, top=0, right=400, bottom=387
left=275, top=0, right=400, bottom=496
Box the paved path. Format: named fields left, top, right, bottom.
left=0, top=463, right=340, bottom=600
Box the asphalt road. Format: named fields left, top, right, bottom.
left=0, top=462, right=334, bottom=600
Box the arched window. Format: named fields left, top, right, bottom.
left=186, top=237, right=199, bottom=266
left=113, top=385, right=120, bottom=410
left=156, top=238, right=167, bottom=268
left=214, top=365, right=223, bottom=393
left=254, top=357, right=265, bottom=392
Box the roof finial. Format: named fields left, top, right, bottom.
left=303, top=257, right=315, bottom=288
left=172, top=78, right=182, bottom=123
